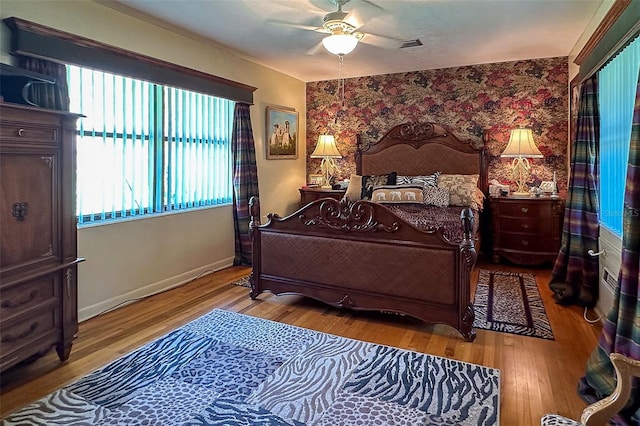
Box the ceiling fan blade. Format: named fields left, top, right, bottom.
left=360, top=32, right=405, bottom=49
left=356, top=0, right=385, bottom=12
left=306, top=41, right=327, bottom=56
left=267, top=19, right=327, bottom=33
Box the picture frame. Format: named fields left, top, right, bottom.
left=308, top=174, right=323, bottom=186
left=266, top=106, right=299, bottom=159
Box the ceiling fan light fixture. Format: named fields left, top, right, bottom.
left=322, top=33, right=359, bottom=55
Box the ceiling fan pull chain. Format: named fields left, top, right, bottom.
left=339, top=54, right=345, bottom=108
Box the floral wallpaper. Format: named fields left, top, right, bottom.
left=306, top=57, right=569, bottom=195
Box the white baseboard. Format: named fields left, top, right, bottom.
left=78, top=257, right=235, bottom=322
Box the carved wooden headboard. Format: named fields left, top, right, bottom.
left=355, top=122, right=488, bottom=194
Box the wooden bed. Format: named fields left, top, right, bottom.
left=249, top=122, right=487, bottom=341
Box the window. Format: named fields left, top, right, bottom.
left=68, top=65, right=235, bottom=224
left=598, top=36, right=639, bottom=236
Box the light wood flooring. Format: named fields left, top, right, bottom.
left=0, top=258, right=602, bottom=425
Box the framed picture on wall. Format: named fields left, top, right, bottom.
left=266, top=106, right=299, bottom=159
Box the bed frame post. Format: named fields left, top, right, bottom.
left=459, top=207, right=478, bottom=342
left=248, top=196, right=261, bottom=299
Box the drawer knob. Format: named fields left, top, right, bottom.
left=17, top=128, right=25, bottom=136
left=521, top=240, right=529, bottom=246
left=521, top=207, right=529, bottom=214
left=11, top=202, right=29, bottom=221
left=521, top=223, right=529, bottom=229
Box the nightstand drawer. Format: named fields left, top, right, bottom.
left=499, top=232, right=549, bottom=252
left=499, top=217, right=540, bottom=233
left=299, top=187, right=346, bottom=208
left=498, top=201, right=546, bottom=217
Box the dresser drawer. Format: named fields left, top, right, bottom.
left=0, top=122, right=59, bottom=146
left=498, top=201, right=547, bottom=217
left=1, top=274, right=58, bottom=322
left=0, top=306, right=59, bottom=357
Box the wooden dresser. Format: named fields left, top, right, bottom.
left=489, top=196, right=564, bottom=266
left=0, top=102, right=83, bottom=372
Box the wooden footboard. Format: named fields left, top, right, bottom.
left=249, top=196, right=477, bottom=341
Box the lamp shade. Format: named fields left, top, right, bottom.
left=322, top=33, right=359, bottom=55
left=501, top=128, right=543, bottom=158
left=311, top=135, right=342, bottom=158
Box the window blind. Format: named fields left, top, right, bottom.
left=69, top=65, right=234, bottom=224
left=598, top=35, right=640, bottom=236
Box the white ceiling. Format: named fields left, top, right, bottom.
left=107, top=0, right=604, bottom=82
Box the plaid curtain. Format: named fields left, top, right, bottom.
left=578, top=70, right=640, bottom=426
left=18, top=56, right=69, bottom=111
left=548, top=75, right=600, bottom=307
left=232, top=103, right=259, bottom=266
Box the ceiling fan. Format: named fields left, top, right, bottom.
left=271, top=0, right=398, bottom=56
left=318, top=0, right=365, bottom=55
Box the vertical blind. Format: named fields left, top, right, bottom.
left=598, top=36, right=640, bottom=236
left=68, top=65, right=234, bottom=224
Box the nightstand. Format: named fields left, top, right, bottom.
left=489, top=196, right=564, bottom=266
left=299, top=187, right=346, bottom=208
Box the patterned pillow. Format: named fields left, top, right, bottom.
left=396, top=172, right=440, bottom=188
left=437, top=174, right=480, bottom=209
left=361, top=172, right=397, bottom=200
left=424, top=186, right=450, bottom=207
left=474, top=187, right=486, bottom=211
left=371, top=185, right=425, bottom=204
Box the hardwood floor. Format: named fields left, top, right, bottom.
left=0, top=257, right=602, bottom=425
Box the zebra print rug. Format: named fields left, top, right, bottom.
left=473, top=269, right=554, bottom=340
left=3, top=309, right=500, bottom=425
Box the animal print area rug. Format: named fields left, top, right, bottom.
left=3, top=309, right=500, bottom=425
left=473, top=269, right=554, bottom=340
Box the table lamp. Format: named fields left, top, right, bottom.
left=310, top=135, right=342, bottom=189
left=501, top=128, right=544, bottom=195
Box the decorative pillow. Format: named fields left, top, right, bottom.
left=423, top=186, right=450, bottom=207
left=474, top=187, right=486, bottom=211
left=361, top=172, right=397, bottom=200
left=344, top=174, right=363, bottom=202
left=437, top=174, right=481, bottom=209
left=396, top=172, right=440, bottom=188
left=371, top=185, right=424, bottom=204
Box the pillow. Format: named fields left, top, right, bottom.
left=371, top=185, right=425, bottom=204
left=361, top=172, right=397, bottom=200
left=344, top=174, right=363, bottom=202
left=437, top=174, right=481, bottom=209
left=474, top=187, right=486, bottom=211
left=423, top=186, right=450, bottom=207
left=396, top=172, right=440, bottom=188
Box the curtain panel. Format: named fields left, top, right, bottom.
left=578, top=70, right=640, bottom=426
left=549, top=75, right=600, bottom=307
left=17, top=56, right=69, bottom=111
left=232, top=103, right=259, bottom=266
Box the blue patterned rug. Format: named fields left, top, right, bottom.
left=3, top=309, right=500, bottom=425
